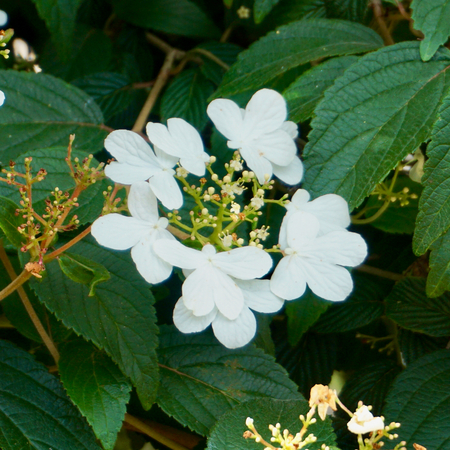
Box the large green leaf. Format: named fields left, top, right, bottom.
left=283, top=55, right=358, bottom=123
left=160, top=69, right=215, bottom=131
left=32, top=237, right=159, bottom=409
left=207, top=398, right=336, bottom=450
left=254, top=0, right=281, bottom=23
left=59, top=339, right=132, bottom=450
left=303, top=42, right=450, bottom=209
left=156, top=326, right=301, bottom=436
left=385, top=277, right=450, bottom=336
left=30, top=0, right=83, bottom=59
left=411, top=0, right=450, bottom=62
left=414, top=94, right=450, bottom=254
left=427, top=229, right=450, bottom=297
left=0, top=71, right=108, bottom=162
left=383, top=350, right=450, bottom=450
left=324, top=0, right=369, bottom=22
left=111, top=0, right=220, bottom=38
left=0, top=340, right=100, bottom=450
left=0, top=197, right=23, bottom=248
left=215, top=18, right=383, bottom=97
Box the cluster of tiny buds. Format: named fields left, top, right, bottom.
left=102, top=185, right=123, bottom=213
left=70, top=154, right=105, bottom=186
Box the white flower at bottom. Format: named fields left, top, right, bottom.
left=91, top=181, right=175, bottom=284
left=270, top=210, right=367, bottom=301
left=347, top=405, right=384, bottom=435
left=153, top=241, right=273, bottom=320
left=0, top=90, right=4, bottom=107
left=173, top=279, right=284, bottom=348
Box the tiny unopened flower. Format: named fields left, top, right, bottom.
left=251, top=197, right=264, bottom=210
left=347, top=405, right=384, bottom=435
left=409, top=148, right=425, bottom=183
left=309, top=384, right=337, bottom=420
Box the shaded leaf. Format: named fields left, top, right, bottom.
left=215, top=18, right=383, bottom=97
left=0, top=340, right=100, bottom=450
left=59, top=339, right=132, bottom=450
left=324, top=0, right=369, bottom=22
left=0, top=197, right=23, bottom=248
left=303, top=42, right=450, bottom=210
left=254, top=0, right=281, bottom=23
left=427, top=229, right=450, bottom=297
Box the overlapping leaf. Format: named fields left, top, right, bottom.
left=254, top=0, right=281, bottom=23
left=427, top=229, right=450, bottom=296
left=303, top=42, right=450, bottom=209
left=398, top=329, right=448, bottom=366
left=156, top=326, right=301, bottom=436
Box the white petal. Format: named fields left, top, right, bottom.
left=270, top=255, right=307, bottom=301
left=0, top=90, right=5, bottom=107
left=168, top=118, right=206, bottom=160
left=179, top=155, right=207, bottom=177
left=128, top=182, right=159, bottom=223
left=272, top=156, right=303, bottom=185
left=253, top=130, right=297, bottom=166
left=131, top=229, right=174, bottom=284
left=149, top=170, right=183, bottom=210
left=153, top=239, right=207, bottom=269
left=236, top=279, right=284, bottom=313
left=239, top=144, right=273, bottom=184
left=173, top=298, right=217, bottom=333
left=281, top=121, right=298, bottom=139
left=154, top=145, right=179, bottom=169
left=207, top=98, right=244, bottom=141
left=105, top=130, right=159, bottom=166
left=212, top=306, right=257, bottom=349
left=183, top=265, right=244, bottom=319
left=104, top=161, right=156, bottom=185
left=91, top=214, right=150, bottom=250
left=289, top=189, right=311, bottom=209
left=293, top=257, right=354, bottom=301
left=243, top=89, right=287, bottom=139
left=146, top=122, right=180, bottom=159
left=213, top=246, right=272, bottom=279
left=286, top=211, right=320, bottom=250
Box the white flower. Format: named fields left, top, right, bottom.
left=0, top=90, right=4, bottom=107
left=207, top=88, right=303, bottom=185
left=146, top=118, right=210, bottom=176
left=104, top=129, right=183, bottom=210
left=347, top=405, right=384, bottom=435
left=270, top=211, right=367, bottom=301
left=279, top=189, right=351, bottom=249
left=230, top=159, right=243, bottom=171
left=173, top=279, right=284, bottom=348
left=91, top=181, right=175, bottom=284
left=251, top=197, right=264, bottom=210
left=230, top=202, right=241, bottom=214
left=153, top=241, right=272, bottom=319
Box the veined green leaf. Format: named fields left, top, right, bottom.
left=0, top=340, right=100, bottom=450
left=59, top=339, right=132, bottom=450
left=0, top=197, right=23, bottom=248
left=156, top=326, right=300, bottom=436
left=303, top=42, right=450, bottom=210
left=0, top=71, right=108, bottom=162
left=215, top=18, right=383, bottom=97
left=427, top=229, right=450, bottom=296
left=411, top=0, right=450, bottom=61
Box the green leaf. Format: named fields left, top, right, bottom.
left=156, top=325, right=301, bottom=436
left=411, top=0, right=450, bottom=61
left=111, top=0, right=220, bottom=38
left=0, top=340, right=100, bottom=450
left=385, top=277, right=450, bottom=336
left=0, top=71, right=108, bottom=162
left=161, top=69, right=215, bottom=131
left=0, top=197, right=23, bottom=248
left=283, top=55, right=358, bottom=123
left=30, top=0, right=83, bottom=59
left=324, top=0, right=369, bottom=22
left=207, top=398, right=336, bottom=450
left=383, top=350, right=450, bottom=449
left=254, top=0, right=281, bottom=23
left=414, top=94, right=450, bottom=254
left=303, top=42, right=450, bottom=210
left=32, top=237, right=159, bottom=409
left=215, top=18, right=383, bottom=97
left=285, top=290, right=331, bottom=346
left=58, top=252, right=110, bottom=296
left=427, top=229, right=450, bottom=296
left=59, top=339, right=132, bottom=450
left=365, top=177, right=422, bottom=234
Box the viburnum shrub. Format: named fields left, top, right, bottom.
left=0, top=1, right=450, bottom=449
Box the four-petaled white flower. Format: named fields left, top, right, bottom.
left=153, top=241, right=272, bottom=320
left=146, top=118, right=210, bottom=176
left=91, top=181, right=175, bottom=284
left=104, top=129, right=183, bottom=210
left=347, top=405, right=385, bottom=435
left=279, top=189, right=351, bottom=249
left=271, top=210, right=367, bottom=301
left=173, top=279, right=284, bottom=348
left=0, top=90, right=5, bottom=107
left=207, top=88, right=303, bottom=185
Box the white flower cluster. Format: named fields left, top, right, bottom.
left=91, top=88, right=367, bottom=348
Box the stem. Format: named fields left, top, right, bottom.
left=44, top=225, right=92, bottom=263
left=0, top=267, right=31, bottom=301
left=352, top=200, right=390, bottom=224
left=167, top=225, right=190, bottom=241
left=124, top=414, right=190, bottom=450
left=354, top=264, right=404, bottom=281
left=190, top=48, right=230, bottom=70
left=371, top=0, right=395, bottom=45
left=0, top=242, right=59, bottom=362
